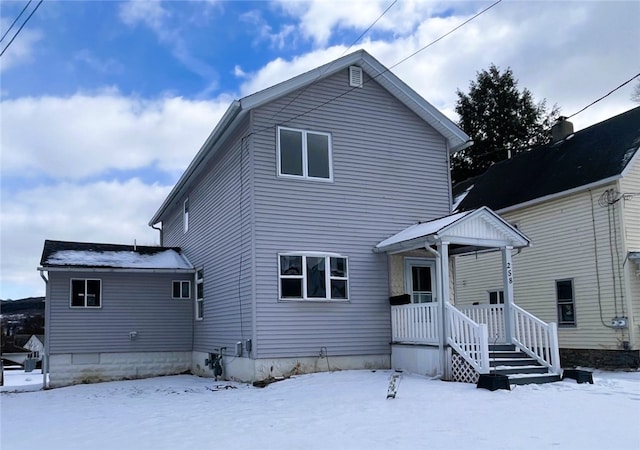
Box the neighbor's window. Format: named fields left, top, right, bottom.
left=172, top=280, right=191, bottom=299
left=195, top=269, right=204, bottom=320
left=183, top=198, right=190, bottom=233
left=556, top=279, right=576, bottom=326
left=279, top=253, right=348, bottom=300
left=277, top=127, right=332, bottom=180
left=488, top=289, right=505, bottom=304
left=70, top=279, right=102, bottom=308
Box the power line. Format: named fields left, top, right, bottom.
left=568, top=71, right=640, bottom=119
left=341, top=0, right=398, bottom=56
left=0, top=0, right=43, bottom=58
left=0, top=0, right=32, bottom=43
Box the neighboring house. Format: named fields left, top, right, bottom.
left=39, top=50, right=563, bottom=387
left=453, top=107, right=640, bottom=368
left=22, top=335, right=45, bottom=360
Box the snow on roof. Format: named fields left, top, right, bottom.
left=376, top=210, right=471, bottom=249
left=44, top=249, right=193, bottom=270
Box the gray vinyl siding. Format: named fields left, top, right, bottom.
left=47, top=271, right=193, bottom=353
left=160, top=117, right=254, bottom=354
left=454, top=185, right=631, bottom=350
left=251, top=68, right=451, bottom=358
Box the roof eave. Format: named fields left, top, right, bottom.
left=38, top=266, right=195, bottom=274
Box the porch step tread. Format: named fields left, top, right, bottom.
left=490, top=358, right=539, bottom=367
left=489, top=351, right=531, bottom=358
left=507, top=373, right=562, bottom=385
left=492, top=366, right=550, bottom=375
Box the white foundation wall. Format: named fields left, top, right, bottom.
left=391, top=344, right=441, bottom=377
left=192, top=351, right=390, bottom=382
left=48, top=351, right=191, bottom=388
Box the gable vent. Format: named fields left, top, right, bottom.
left=349, top=66, right=363, bottom=88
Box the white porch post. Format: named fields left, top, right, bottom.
left=501, top=246, right=514, bottom=343
left=438, top=241, right=450, bottom=378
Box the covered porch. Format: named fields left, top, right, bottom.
left=375, top=207, right=561, bottom=384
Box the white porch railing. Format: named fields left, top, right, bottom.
left=457, top=304, right=505, bottom=343
left=511, top=304, right=561, bottom=374
left=391, top=303, right=439, bottom=344
left=446, top=303, right=490, bottom=374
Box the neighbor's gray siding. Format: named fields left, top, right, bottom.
left=161, top=117, right=254, bottom=354
left=251, top=68, right=451, bottom=358
left=47, top=271, right=193, bottom=353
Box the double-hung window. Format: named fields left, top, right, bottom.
left=556, top=279, right=576, bottom=326
left=277, top=127, right=332, bottom=181
left=70, top=279, right=102, bottom=308
left=172, top=280, right=191, bottom=299
left=279, top=253, right=348, bottom=300
left=488, top=289, right=505, bottom=304
left=195, top=269, right=204, bottom=320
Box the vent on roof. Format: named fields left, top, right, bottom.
left=349, top=66, right=363, bottom=88
left=551, top=116, right=574, bottom=143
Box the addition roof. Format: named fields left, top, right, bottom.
left=39, top=240, right=194, bottom=272
left=149, top=49, right=470, bottom=226
left=453, top=106, right=640, bottom=213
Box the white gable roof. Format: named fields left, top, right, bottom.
left=149, top=50, right=469, bottom=226
left=375, top=207, right=531, bottom=254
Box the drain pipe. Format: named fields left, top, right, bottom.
left=151, top=223, right=163, bottom=246
left=39, top=270, right=50, bottom=389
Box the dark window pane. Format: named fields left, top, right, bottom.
left=181, top=282, right=190, bottom=298
left=280, top=255, right=302, bottom=275
left=281, top=279, right=302, bottom=298
left=86, top=280, right=101, bottom=307
left=330, top=257, right=346, bottom=277
left=71, top=280, right=85, bottom=307
left=173, top=282, right=181, bottom=298
left=331, top=280, right=347, bottom=299
left=489, top=291, right=505, bottom=304
left=559, top=304, right=575, bottom=323
left=556, top=280, right=573, bottom=300
left=307, top=256, right=326, bottom=298
left=412, top=266, right=432, bottom=291
left=307, top=133, right=330, bottom=178
left=197, top=269, right=203, bottom=280
left=197, top=282, right=203, bottom=299
left=197, top=300, right=204, bottom=319
left=280, top=129, right=303, bottom=176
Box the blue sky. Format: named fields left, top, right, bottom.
left=2, top=0, right=639, bottom=299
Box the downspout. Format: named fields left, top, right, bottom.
left=39, top=270, right=50, bottom=389
left=151, top=223, right=163, bottom=246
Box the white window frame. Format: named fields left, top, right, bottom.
left=195, top=269, right=204, bottom=320
left=278, top=252, right=348, bottom=301
left=487, top=289, right=505, bottom=304
left=70, top=278, right=102, bottom=308
left=183, top=198, right=189, bottom=233
left=172, top=280, right=191, bottom=299
left=556, top=278, right=576, bottom=327
left=277, top=126, right=333, bottom=181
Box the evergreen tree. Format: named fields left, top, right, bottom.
left=452, top=64, right=559, bottom=183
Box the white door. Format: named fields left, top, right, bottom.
left=405, top=259, right=436, bottom=303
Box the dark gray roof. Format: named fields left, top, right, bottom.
left=453, top=106, right=640, bottom=212
left=39, top=240, right=193, bottom=270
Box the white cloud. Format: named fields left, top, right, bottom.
left=0, top=17, right=42, bottom=73
left=1, top=91, right=232, bottom=179
left=0, top=179, right=172, bottom=299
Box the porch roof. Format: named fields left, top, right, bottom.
left=375, top=207, right=531, bottom=254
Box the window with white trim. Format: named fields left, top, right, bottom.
left=70, top=279, right=102, bottom=308
left=277, top=127, right=332, bottom=180
left=172, top=280, right=191, bottom=299
left=556, top=279, right=576, bottom=326
left=488, top=289, right=504, bottom=304
left=183, top=198, right=189, bottom=233
left=279, top=253, right=348, bottom=300
left=195, top=269, right=204, bottom=320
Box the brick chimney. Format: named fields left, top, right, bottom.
left=551, top=116, right=574, bottom=143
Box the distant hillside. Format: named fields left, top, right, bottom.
left=1, top=297, right=45, bottom=315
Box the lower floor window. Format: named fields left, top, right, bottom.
left=279, top=253, right=348, bottom=300
left=196, top=269, right=204, bottom=320
left=71, top=279, right=102, bottom=308
left=488, top=289, right=504, bottom=304
left=172, top=280, right=191, bottom=299
left=556, top=279, right=576, bottom=326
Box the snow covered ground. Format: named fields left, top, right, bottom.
left=1, top=369, right=639, bottom=450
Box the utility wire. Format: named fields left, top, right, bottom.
left=0, top=0, right=32, bottom=43
left=0, top=0, right=43, bottom=58
left=567, top=71, right=640, bottom=119
left=340, top=0, right=398, bottom=56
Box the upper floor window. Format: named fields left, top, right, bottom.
left=556, top=279, right=576, bottom=326
left=279, top=253, right=348, bottom=301
left=183, top=198, right=189, bottom=233
left=70, top=279, right=102, bottom=308
left=277, top=127, right=332, bottom=181
left=172, top=280, right=191, bottom=299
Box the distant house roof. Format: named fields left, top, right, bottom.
left=149, top=49, right=470, bottom=226
left=453, top=106, right=640, bottom=212
left=39, top=240, right=194, bottom=272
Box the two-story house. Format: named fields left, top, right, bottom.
left=39, top=50, right=560, bottom=388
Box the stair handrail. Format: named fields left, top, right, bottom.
left=511, top=303, right=561, bottom=374
left=446, top=303, right=490, bottom=374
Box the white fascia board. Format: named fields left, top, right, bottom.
left=149, top=101, right=243, bottom=225
left=38, top=266, right=196, bottom=274
left=496, top=176, right=622, bottom=215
